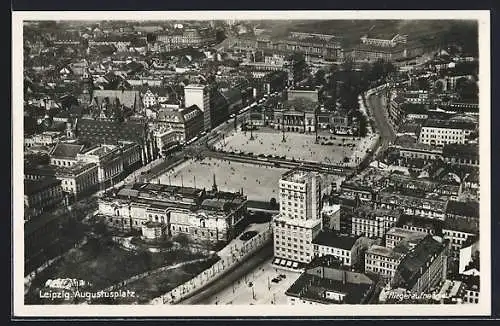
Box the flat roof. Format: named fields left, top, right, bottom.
left=312, top=231, right=358, bottom=250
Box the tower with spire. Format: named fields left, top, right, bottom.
left=212, top=173, right=218, bottom=192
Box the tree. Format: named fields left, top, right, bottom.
left=314, top=69, right=326, bottom=86
left=172, top=233, right=190, bottom=247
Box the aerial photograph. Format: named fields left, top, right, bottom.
left=21, top=18, right=481, bottom=307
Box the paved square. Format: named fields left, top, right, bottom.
left=213, top=129, right=365, bottom=165
left=158, top=158, right=289, bottom=202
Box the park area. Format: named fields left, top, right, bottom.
left=158, top=158, right=289, bottom=202
left=212, top=129, right=374, bottom=166
left=25, top=236, right=214, bottom=304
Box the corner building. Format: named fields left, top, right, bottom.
left=273, top=170, right=322, bottom=267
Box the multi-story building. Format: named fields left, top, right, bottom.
left=91, top=89, right=143, bottom=113
left=157, top=105, right=204, bottom=144
left=443, top=200, right=479, bottom=258
left=418, top=119, right=477, bottom=147
left=365, top=244, right=407, bottom=282
left=153, top=128, right=181, bottom=155
left=156, top=28, right=216, bottom=47
left=77, top=144, right=124, bottom=188
left=385, top=227, right=428, bottom=250
left=24, top=131, right=65, bottom=148
left=392, top=135, right=443, bottom=161
left=391, top=236, right=448, bottom=294
left=141, top=87, right=172, bottom=108
left=377, top=192, right=448, bottom=220
left=25, top=162, right=99, bottom=201
left=395, top=214, right=444, bottom=236
left=49, top=143, right=86, bottom=167
left=351, top=206, right=400, bottom=238
left=75, top=118, right=157, bottom=165
left=312, top=231, right=360, bottom=267
left=285, top=260, right=376, bottom=305
left=360, top=33, right=408, bottom=48
left=442, top=144, right=479, bottom=167
left=461, top=275, right=480, bottom=304
left=271, top=99, right=317, bottom=133
left=97, top=182, right=247, bottom=243
left=287, top=86, right=319, bottom=103
left=184, top=84, right=211, bottom=131
left=24, top=177, right=64, bottom=221
left=273, top=170, right=323, bottom=266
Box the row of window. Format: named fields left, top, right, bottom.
left=277, top=235, right=310, bottom=243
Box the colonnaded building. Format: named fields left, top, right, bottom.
left=97, top=180, right=247, bottom=243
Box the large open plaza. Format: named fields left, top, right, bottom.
left=213, top=128, right=376, bottom=166
left=157, top=158, right=288, bottom=202
left=156, top=158, right=345, bottom=202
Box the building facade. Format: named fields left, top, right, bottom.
left=273, top=170, right=323, bottom=266
left=184, top=84, right=211, bottom=131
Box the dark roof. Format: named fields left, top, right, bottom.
left=422, top=119, right=476, bottom=130
left=396, top=214, right=444, bottom=234
left=446, top=200, right=479, bottom=218
left=403, top=104, right=428, bottom=115
left=392, top=236, right=447, bottom=290
left=442, top=144, right=479, bottom=160
left=50, top=143, right=85, bottom=159
left=286, top=268, right=374, bottom=304
left=312, top=231, right=359, bottom=250
left=76, top=118, right=146, bottom=145
left=24, top=177, right=61, bottom=195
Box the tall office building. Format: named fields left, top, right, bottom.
left=273, top=169, right=323, bottom=267
left=184, top=84, right=211, bottom=131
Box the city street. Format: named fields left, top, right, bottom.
left=367, top=91, right=396, bottom=157
left=200, top=257, right=302, bottom=305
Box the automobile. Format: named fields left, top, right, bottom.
left=230, top=113, right=236, bottom=118
left=271, top=278, right=280, bottom=283
left=279, top=274, right=287, bottom=279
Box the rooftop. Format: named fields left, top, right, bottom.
left=281, top=169, right=318, bottom=184
left=392, top=236, right=447, bottom=290
left=24, top=177, right=61, bottom=195
left=25, top=161, right=98, bottom=178
left=312, top=231, right=359, bottom=250
left=396, top=214, right=444, bottom=234
left=422, top=119, right=477, bottom=130
left=82, top=144, right=119, bottom=158
left=446, top=200, right=479, bottom=219
left=442, top=143, right=479, bottom=160
left=366, top=245, right=405, bottom=260
left=386, top=227, right=428, bottom=241
left=286, top=267, right=374, bottom=304
left=274, top=214, right=322, bottom=229
left=50, top=143, right=86, bottom=159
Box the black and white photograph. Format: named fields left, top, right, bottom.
left=12, top=10, right=491, bottom=317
